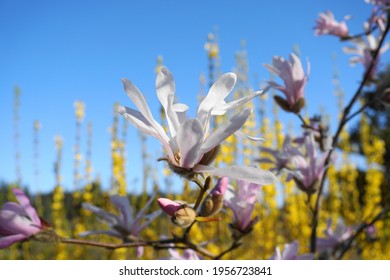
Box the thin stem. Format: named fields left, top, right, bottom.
left=193, top=176, right=211, bottom=211
left=337, top=208, right=389, bottom=259
left=310, top=21, right=390, bottom=254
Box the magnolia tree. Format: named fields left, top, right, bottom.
left=1, top=0, right=390, bottom=260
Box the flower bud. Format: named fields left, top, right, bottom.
left=200, top=177, right=228, bottom=217
left=157, top=198, right=196, bottom=228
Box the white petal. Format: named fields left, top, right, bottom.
left=117, top=105, right=176, bottom=161
left=200, top=109, right=251, bottom=155
left=235, top=130, right=265, bottom=142
left=176, top=118, right=205, bottom=168
left=156, top=68, right=180, bottom=137
left=173, top=103, right=189, bottom=125
left=211, top=90, right=264, bottom=115
left=122, top=78, right=170, bottom=144
left=197, top=72, right=237, bottom=123
left=193, top=164, right=276, bottom=186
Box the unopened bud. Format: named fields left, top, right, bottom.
left=200, top=177, right=228, bottom=217
left=157, top=198, right=196, bottom=228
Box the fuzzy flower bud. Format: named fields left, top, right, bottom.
left=157, top=198, right=196, bottom=228
left=200, top=177, right=228, bottom=217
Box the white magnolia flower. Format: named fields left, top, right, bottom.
left=117, top=67, right=276, bottom=185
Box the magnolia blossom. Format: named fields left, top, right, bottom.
left=289, top=132, right=330, bottom=194
left=257, top=136, right=304, bottom=176
left=317, top=219, right=353, bottom=253
left=343, top=33, right=390, bottom=80
left=224, top=180, right=262, bottom=233
left=314, top=11, right=349, bottom=38
left=264, top=53, right=310, bottom=114
left=0, top=189, right=42, bottom=249
left=270, top=240, right=314, bottom=260
left=117, top=67, right=276, bottom=186
left=80, top=194, right=160, bottom=241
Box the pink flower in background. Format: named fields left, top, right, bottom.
left=343, top=33, right=390, bottom=80
left=224, top=180, right=262, bottom=233
left=264, top=53, right=310, bottom=114
left=290, top=132, right=330, bottom=194
left=0, top=189, right=42, bottom=249
left=270, top=240, right=314, bottom=260
left=316, top=219, right=353, bottom=253
left=117, top=67, right=275, bottom=186
left=314, top=11, right=349, bottom=38
left=81, top=194, right=161, bottom=241
left=257, top=135, right=304, bottom=176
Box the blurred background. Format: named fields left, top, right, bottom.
left=1, top=0, right=389, bottom=259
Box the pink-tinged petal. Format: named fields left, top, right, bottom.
left=2, top=202, right=24, bottom=216
left=194, top=164, right=276, bottom=186
left=290, top=53, right=304, bottom=81
left=197, top=72, right=237, bottom=123
left=176, top=118, right=204, bottom=168
left=0, top=210, right=40, bottom=236
left=82, top=203, right=119, bottom=225
left=131, top=195, right=158, bottom=233
left=157, top=198, right=181, bottom=217
left=156, top=68, right=180, bottom=137
left=110, top=195, right=133, bottom=227
left=211, top=177, right=229, bottom=196
left=200, top=109, right=250, bottom=155
left=12, top=189, right=40, bottom=225
left=282, top=240, right=299, bottom=259
left=0, top=234, right=27, bottom=249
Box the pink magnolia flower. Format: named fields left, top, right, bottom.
left=317, top=219, right=353, bottom=253
left=0, top=189, right=42, bottom=249
left=289, top=132, right=330, bottom=194
left=224, top=180, right=262, bottom=233
left=314, top=11, right=349, bottom=38
left=117, top=67, right=276, bottom=186
left=257, top=136, right=304, bottom=176
left=270, top=240, right=314, bottom=260
left=264, top=53, right=310, bottom=114
left=343, top=33, right=390, bottom=80
left=81, top=194, right=160, bottom=241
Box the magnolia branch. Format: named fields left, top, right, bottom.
left=310, top=19, right=390, bottom=254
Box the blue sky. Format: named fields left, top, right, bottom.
left=0, top=0, right=384, bottom=194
